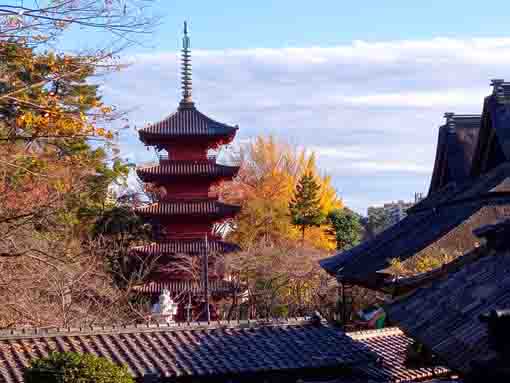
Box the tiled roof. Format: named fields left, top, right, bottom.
left=347, top=328, right=450, bottom=382
left=132, top=279, right=241, bottom=295
left=386, top=223, right=510, bottom=374
left=0, top=320, right=378, bottom=383
left=428, top=114, right=481, bottom=195
left=136, top=161, right=240, bottom=182
left=0, top=321, right=454, bottom=383
left=131, top=240, right=240, bottom=256
left=320, top=196, right=510, bottom=290
left=138, top=105, right=238, bottom=146
left=135, top=200, right=241, bottom=218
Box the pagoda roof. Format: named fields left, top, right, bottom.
left=428, top=114, right=481, bottom=195
left=132, top=279, right=242, bottom=295
left=135, top=200, right=240, bottom=218
left=136, top=160, right=239, bottom=182
left=131, top=239, right=240, bottom=256
left=138, top=105, right=238, bottom=146
left=386, top=219, right=510, bottom=375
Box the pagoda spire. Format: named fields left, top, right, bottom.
left=180, top=21, right=194, bottom=108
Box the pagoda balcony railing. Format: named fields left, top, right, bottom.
left=158, top=154, right=217, bottom=162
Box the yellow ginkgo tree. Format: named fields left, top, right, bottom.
left=219, top=136, right=343, bottom=250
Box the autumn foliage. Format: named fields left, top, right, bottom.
left=219, top=136, right=343, bottom=250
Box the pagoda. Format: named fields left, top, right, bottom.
left=132, top=22, right=241, bottom=321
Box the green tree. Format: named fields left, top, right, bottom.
left=289, top=172, right=325, bottom=245
left=327, top=208, right=363, bottom=251
left=24, top=352, right=134, bottom=383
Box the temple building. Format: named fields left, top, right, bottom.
left=387, top=219, right=510, bottom=381
left=131, top=23, right=241, bottom=321
left=320, top=80, right=510, bottom=312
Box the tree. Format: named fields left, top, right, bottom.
left=225, top=241, right=337, bottom=319
left=24, top=352, right=134, bottom=383
left=0, top=38, right=149, bottom=329
left=1, top=1, right=157, bottom=130
left=219, top=136, right=342, bottom=250
left=327, top=208, right=363, bottom=251
left=289, top=172, right=325, bottom=245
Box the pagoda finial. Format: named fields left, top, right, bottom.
left=180, top=21, right=194, bottom=108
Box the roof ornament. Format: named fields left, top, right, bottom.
left=491, top=79, right=505, bottom=95
left=180, top=21, right=194, bottom=108
left=444, top=112, right=455, bottom=132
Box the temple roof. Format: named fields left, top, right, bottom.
left=470, top=79, right=510, bottom=177
left=138, top=106, right=238, bottom=146
left=386, top=220, right=510, bottom=375
left=428, top=113, right=481, bottom=195
left=347, top=328, right=450, bottom=382
left=131, top=239, right=240, bottom=256
left=136, top=160, right=239, bottom=182
left=0, top=321, right=451, bottom=383
left=319, top=162, right=510, bottom=290
left=135, top=200, right=241, bottom=218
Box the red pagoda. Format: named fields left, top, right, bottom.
left=132, top=22, right=241, bottom=321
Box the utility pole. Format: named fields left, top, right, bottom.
left=203, top=234, right=210, bottom=322
left=186, top=293, right=192, bottom=323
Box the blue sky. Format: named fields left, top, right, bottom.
left=56, top=0, right=510, bottom=214
left=141, top=1, right=510, bottom=50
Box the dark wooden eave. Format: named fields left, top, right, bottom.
left=319, top=162, right=510, bottom=290
left=138, top=104, right=238, bottom=146
left=136, top=160, right=240, bottom=183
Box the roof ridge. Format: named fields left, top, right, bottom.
left=347, top=326, right=403, bottom=339
left=0, top=317, right=320, bottom=340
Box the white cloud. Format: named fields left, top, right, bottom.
left=100, top=37, right=510, bottom=214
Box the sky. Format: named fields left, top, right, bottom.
left=83, top=0, right=510, bottom=214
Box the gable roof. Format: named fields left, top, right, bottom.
left=471, top=80, right=510, bottom=178
left=0, top=321, right=451, bottom=383
left=386, top=221, right=510, bottom=375
left=428, top=114, right=481, bottom=195
left=319, top=162, right=510, bottom=290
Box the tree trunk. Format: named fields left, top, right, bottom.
left=301, top=225, right=305, bottom=247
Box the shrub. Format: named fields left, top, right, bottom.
left=24, top=352, right=134, bottom=383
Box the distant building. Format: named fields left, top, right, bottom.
left=367, top=195, right=422, bottom=234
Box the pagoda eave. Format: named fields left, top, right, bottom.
left=132, top=280, right=243, bottom=296
left=131, top=240, right=241, bottom=256
left=135, top=201, right=241, bottom=219
left=136, top=163, right=240, bottom=183
left=139, top=131, right=237, bottom=149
